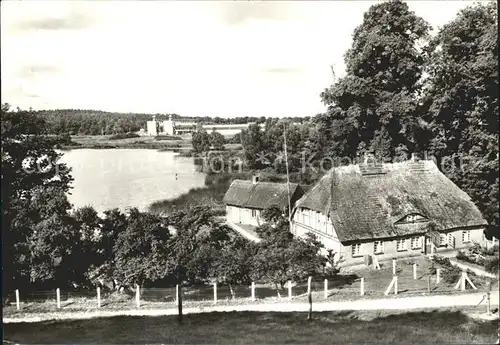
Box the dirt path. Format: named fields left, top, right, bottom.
left=3, top=291, right=498, bottom=324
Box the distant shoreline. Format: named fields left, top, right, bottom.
left=60, top=134, right=192, bottom=152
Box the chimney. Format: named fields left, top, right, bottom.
left=364, top=152, right=375, bottom=165
left=252, top=175, right=260, bottom=184
left=360, top=152, right=384, bottom=176
left=411, top=152, right=422, bottom=162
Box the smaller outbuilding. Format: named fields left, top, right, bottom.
left=223, top=176, right=304, bottom=228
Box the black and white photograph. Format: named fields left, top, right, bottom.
left=1, top=0, right=499, bottom=344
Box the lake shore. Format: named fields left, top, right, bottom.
left=60, top=134, right=191, bottom=151
left=60, top=135, right=242, bottom=152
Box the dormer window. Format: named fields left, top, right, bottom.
left=396, top=213, right=427, bottom=224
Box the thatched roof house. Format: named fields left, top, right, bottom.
left=223, top=178, right=302, bottom=211
left=224, top=176, right=305, bottom=228
left=291, top=155, right=488, bottom=262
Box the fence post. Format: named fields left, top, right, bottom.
left=213, top=282, right=217, bottom=305
left=135, top=285, right=140, bottom=307
left=307, top=276, right=312, bottom=321
left=413, top=263, right=417, bottom=280
left=97, top=287, right=101, bottom=308
left=56, top=288, right=61, bottom=309
left=436, top=268, right=441, bottom=284
left=176, top=284, right=179, bottom=303
left=384, top=276, right=397, bottom=296
left=251, top=282, right=255, bottom=301
left=15, top=289, right=20, bottom=311
left=461, top=271, right=466, bottom=291
left=394, top=276, right=398, bottom=295
left=392, top=259, right=396, bottom=275
left=486, top=291, right=491, bottom=315
left=288, top=281, right=292, bottom=301
left=177, top=284, right=183, bottom=325
left=324, top=279, right=328, bottom=299
left=360, top=278, right=365, bottom=296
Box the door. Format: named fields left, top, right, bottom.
left=425, top=237, right=432, bottom=254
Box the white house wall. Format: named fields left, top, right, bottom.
left=226, top=205, right=262, bottom=227
left=292, top=207, right=345, bottom=260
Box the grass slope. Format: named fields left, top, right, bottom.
left=3, top=310, right=498, bottom=344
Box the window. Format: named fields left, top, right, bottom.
left=373, top=241, right=384, bottom=254
left=352, top=243, right=361, bottom=257
left=407, top=214, right=417, bottom=222
left=251, top=209, right=256, bottom=218
left=411, top=237, right=422, bottom=249
left=439, top=233, right=447, bottom=246
left=462, top=231, right=471, bottom=243
left=448, top=233, right=455, bottom=248
left=396, top=239, right=407, bottom=251
left=303, top=209, right=310, bottom=226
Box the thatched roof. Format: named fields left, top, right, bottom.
left=223, top=180, right=301, bottom=210
left=293, top=160, right=487, bottom=243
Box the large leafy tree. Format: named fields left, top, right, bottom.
left=320, top=0, right=431, bottom=160
left=1, top=105, right=74, bottom=294
left=210, top=236, right=256, bottom=298
left=168, top=206, right=231, bottom=285
left=252, top=221, right=326, bottom=296
left=209, top=131, right=226, bottom=151
left=241, top=124, right=267, bottom=169
left=423, top=2, right=498, bottom=237
left=113, top=208, right=172, bottom=287
left=192, top=129, right=211, bottom=153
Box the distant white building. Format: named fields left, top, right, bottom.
left=146, top=115, right=158, bottom=136
left=146, top=114, right=265, bottom=137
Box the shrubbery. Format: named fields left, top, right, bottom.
left=155, top=135, right=182, bottom=141
left=109, top=132, right=140, bottom=140
left=456, top=243, right=499, bottom=273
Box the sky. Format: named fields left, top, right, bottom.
left=1, top=0, right=492, bottom=118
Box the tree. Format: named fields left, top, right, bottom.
left=210, top=131, right=225, bottom=150
left=252, top=221, right=326, bottom=296
left=422, top=2, right=498, bottom=238
left=113, top=208, right=172, bottom=287
left=241, top=124, right=267, bottom=169
left=210, top=236, right=256, bottom=298
left=320, top=0, right=431, bottom=160
left=2, top=105, right=74, bottom=295
left=168, top=206, right=231, bottom=285
left=192, top=129, right=211, bottom=153
left=71, top=206, right=104, bottom=287
left=97, top=208, right=128, bottom=288
left=261, top=205, right=287, bottom=226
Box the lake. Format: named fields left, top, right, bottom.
left=58, top=149, right=206, bottom=213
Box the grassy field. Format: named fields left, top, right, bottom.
left=62, top=135, right=243, bottom=152
left=4, top=256, right=497, bottom=319
left=3, top=309, right=498, bottom=344
left=62, top=135, right=192, bottom=150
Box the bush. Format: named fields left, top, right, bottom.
left=484, top=257, right=499, bottom=273
left=431, top=255, right=461, bottom=284
left=155, top=135, right=182, bottom=141
left=109, top=132, right=140, bottom=140
left=456, top=250, right=475, bottom=264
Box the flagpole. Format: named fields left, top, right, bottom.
left=283, top=123, right=292, bottom=225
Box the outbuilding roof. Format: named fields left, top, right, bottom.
left=223, top=180, right=301, bottom=210
left=293, top=160, right=487, bottom=243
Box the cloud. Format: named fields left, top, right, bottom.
left=7, top=3, right=97, bottom=32
left=18, top=64, right=60, bottom=78
left=212, top=1, right=307, bottom=25
left=261, top=67, right=305, bottom=74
